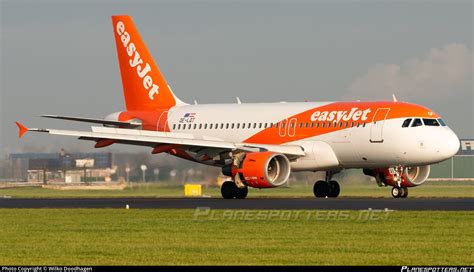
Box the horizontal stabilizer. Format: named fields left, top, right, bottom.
left=41, top=115, right=141, bottom=128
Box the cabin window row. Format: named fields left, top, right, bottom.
left=172, top=121, right=367, bottom=131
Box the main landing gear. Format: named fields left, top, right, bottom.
left=391, top=186, right=408, bottom=198
left=221, top=181, right=248, bottom=199
left=313, top=171, right=340, bottom=198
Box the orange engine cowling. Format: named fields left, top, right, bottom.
left=225, top=152, right=291, bottom=188
left=364, top=166, right=430, bottom=187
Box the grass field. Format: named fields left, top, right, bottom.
left=0, top=182, right=473, bottom=198
left=0, top=209, right=472, bottom=265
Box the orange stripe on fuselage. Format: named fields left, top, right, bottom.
left=243, top=101, right=439, bottom=145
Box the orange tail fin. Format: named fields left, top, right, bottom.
left=111, top=15, right=185, bottom=110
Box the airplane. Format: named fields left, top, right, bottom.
left=16, top=15, right=460, bottom=199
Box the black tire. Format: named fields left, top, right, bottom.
left=235, top=186, right=248, bottom=199
left=401, top=187, right=408, bottom=198
left=221, top=181, right=237, bottom=199
left=391, top=187, right=402, bottom=198
left=327, top=180, right=340, bottom=198
left=313, top=180, right=329, bottom=198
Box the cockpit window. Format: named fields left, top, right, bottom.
left=423, top=118, right=440, bottom=126
left=411, top=118, right=422, bottom=127
left=402, top=119, right=412, bottom=128
left=438, top=119, right=447, bottom=126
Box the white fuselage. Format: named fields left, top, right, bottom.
left=159, top=101, right=459, bottom=171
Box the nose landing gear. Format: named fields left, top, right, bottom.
left=391, top=186, right=408, bottom=198
left=313, top=171, right=340, bottom=198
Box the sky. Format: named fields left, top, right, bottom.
left=0, top=0, right=472, bottom=156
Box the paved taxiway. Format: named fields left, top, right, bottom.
left=0, top=197, right=472, bottom=210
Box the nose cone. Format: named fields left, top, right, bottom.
left=443, top=129, right=460, bottom=158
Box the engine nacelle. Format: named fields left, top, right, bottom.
left=363, top=165, right=430, bottom=187
left=223, top=152, right=291, bottom=188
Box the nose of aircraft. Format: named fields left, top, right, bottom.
left=443, top=129, right=460, bottom=158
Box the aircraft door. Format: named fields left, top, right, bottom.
left=157, top=110, right=171, bottom=133
left=370, top=108, right=390, bottom=143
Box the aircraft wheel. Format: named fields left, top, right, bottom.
left=313, top=180, right=329, bottom=198
left=235, top=186, right=248, bottom=199
left=327, top=180, right=340, bottom=198
left=400, top=187, right=408, bottom=198
left=391, top=187, right=402, bottom=198
left=221, top=181, right=238, bottom=199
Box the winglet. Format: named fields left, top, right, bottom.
left=15, top=121, right=28, bottom=138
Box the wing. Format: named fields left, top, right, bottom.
left=15, top=122, right=305, bottom=159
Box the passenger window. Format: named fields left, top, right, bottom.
left=310, top=122, right=314, bottom=128
left=236, top=123, right=240, bottom=129
left=351, top=122, right=354, bottom=127
left=411, top=118, right=422, bottom=127
left=259, top=123, right=262, bottom=128
left=402, top=119, right=412, bottom=128
left=173, top=124, right=176, bottom=130
left=362, top=122, right=366, bottom=127
left=226, top=123, right=229, bottom=129
left=275, top=123, right=279, bottom=128
left=423, top=118, right=440, bottom=126
left=321, top=122, right=325, bottom=128
left=177, top=124, right=181, bottom=130
left=438, top=119, right=446, bottom=126
left=188, top=124, right=192, bottom=129
left=204, top=124, right=207, bottom=129
left=215, top=123, right=218, bottom=129
left=339, top=122, right=343, bottom=128
left=253, top=123, right=257, bottom=129
left=209, top=124, right=213, bottom=129
left=316, top=122, right=319, bottom=128
left=328, top=122, right=331, bottom=128
left=193, top=124, right=197, bottom=129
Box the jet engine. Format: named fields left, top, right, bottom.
left=222, top=152, right=291, bottom=188
left=363, top=165, right=430, bottom=187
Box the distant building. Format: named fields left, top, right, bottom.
left=430, top=139, right=474, bottom=179
left=9, top=151, right=113, bottom=182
